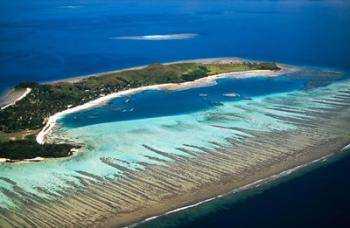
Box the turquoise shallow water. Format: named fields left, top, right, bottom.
left=1, top=0, right=350, bottom=226
left=139, top=150, right=350, bottom=228
left=0, top=69, right=349, bottom=210
left=60, top=75, right=307, bottom=128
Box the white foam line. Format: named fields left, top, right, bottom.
left=1, top=88, right=31, bottom=110
left=128, top=152, right=339, bottom=228
left=342, top=143, right=350, bottom=151
left=111, top=33, right=198, bottom=41
left=36, top=68, right=284, bottom=144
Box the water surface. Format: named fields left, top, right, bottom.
left=140, top=150, right=350, bottom=228
left=1, top=0, right=350, bottom=92
left=61, top=75, right=307, bottom=128
left=1, top=0, right=350, bottom=227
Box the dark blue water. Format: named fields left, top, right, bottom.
left=61, top=76, right=308, bottom=127
left=140, top=151, right=350, bottom=228
left=1, top=0, right=350, bottom=93
left=2, top=1, right=350, bottom=227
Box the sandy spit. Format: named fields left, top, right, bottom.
left=0, top=88, right=31, bottom=110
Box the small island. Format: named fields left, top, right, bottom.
left=0, top=60, right=280, bottom=161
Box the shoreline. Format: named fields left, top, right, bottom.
left=341, top=143, right=350, bottom=151
left=42, top=57, right=263, bottom=84
left=0, top=88, right=31, bottom=110
left=0, top=156, right=44, bottom=164
left=103, top=138, right=350, bottom=228
left=129, top=150, right=343, bottom=228
left=36, top=64, right=289, bottom=144
left=44, top=64, right=150, bottom=84
left=1, top=70, right=349, bottom=227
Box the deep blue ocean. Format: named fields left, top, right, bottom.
left=140, top=151, right=350, bottom=228
left=1, top=0, right=350, bottom=93
left=1, top=0, right=350, bottom=227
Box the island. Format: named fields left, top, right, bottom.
left=0, top=60, right=280, bottom=161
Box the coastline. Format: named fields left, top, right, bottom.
left=36, top=65, right=288, bottom=144
left=42, top=57, right=265, bottom=84
left=341, top=143, right=350, bottom=151
left=129, top=151, right=341, bottom=228
left=0, top=88, right=31, bottom=110
left=44, top=64, right=149, bottom=84
left=1, top=67, right=349, bottom=227
left=0, top=156, right=44, bottom=164
left=101, top=137, right=350, bottom=228
left=132, top=143, right=350, bottom=228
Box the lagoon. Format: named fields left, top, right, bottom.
left=1, top=67, right=350, bottom=226
left=1, top=0, right=350, bottom=227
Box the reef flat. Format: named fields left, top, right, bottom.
left=0, top=60, right=280, bottom=160
left=0, top=68, right=349, bottom=227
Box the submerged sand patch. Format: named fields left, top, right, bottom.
left=1, top=77, right=349, bottom=228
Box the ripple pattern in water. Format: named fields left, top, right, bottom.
left=0, top=75, right=350, bottom=227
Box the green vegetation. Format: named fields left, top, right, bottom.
left=15, top=81, right=39, bottom=90
left=0, top=138, right=76, bottom=160
left=0, top=61, right=279, bottom=160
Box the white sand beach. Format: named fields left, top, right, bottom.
left=36, top=65, right=288, bottom=144
left=0, top=88, right=31, bottom=110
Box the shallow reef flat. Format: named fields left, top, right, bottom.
left=0, top=77, right=350, bottom=227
